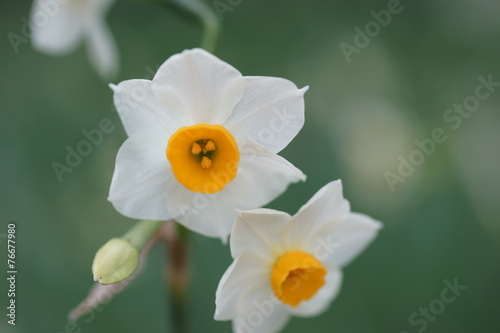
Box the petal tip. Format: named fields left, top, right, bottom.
left=369, top=217, right=384, bottom=230
left=109, top=83, right=118, bottom=92
left=220, top=234, right=229, bottom=245
left=299, top=172, right=307, bottom=182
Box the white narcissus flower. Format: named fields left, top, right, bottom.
left=30, top=0, right=119, bottom=79
left=215, top=180, right=382, bottom=333
left=109, top=48, right=307, bottom=241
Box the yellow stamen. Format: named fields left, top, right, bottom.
left=191, top=143, right=202, bottom=155
left=201, top=156, right=212, bottom=168
left=271, top=251, right=326, bottom=307
left=205, top=140, right=216, bottom=151
left=166, top=124, right=239, bottom=193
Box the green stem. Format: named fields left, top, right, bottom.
left=122, top=220, right=166, bottom=250
left=167, top=0, right=221, bottom=54
left=163, top=222, right=190, bottom=333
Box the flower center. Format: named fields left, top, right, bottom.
left=271, top=251, right=326, bottom=307
left=166, top=124, right=239, bottom=193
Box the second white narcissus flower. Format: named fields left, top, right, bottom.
left=30, top=0, right=119, bottom=79
left=215, top=180, right=382, bottom=333
left=109, top=48, right=307, bottom=241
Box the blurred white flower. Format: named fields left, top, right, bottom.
left=30, top=0, right=119, bottom=79
left=109, top=48, right=307, bottom=240
left=215, top=180, right=382, bottom=333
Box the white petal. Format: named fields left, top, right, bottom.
left=215, top=251, right=271, bottom=321
left=31, top=0, right=84, bottom=54
left=232, top=303, right=290, bottom=333
left=224, top=76, right=308, bottom=153
left=230, top=209, right=291, bottom=260
left=85, top=15, right=119, bottom=79
left=325, top=212, right=382, bottom=268
left=108, top=130, right=175, bottom=220
left=161, top=182, right=232, bottom=239
left=173, top=140, right=305, bottom=241
left=288, top=268, right=343, bottom=317
left=111, top=79, right=182, bottom=137
left=152, top=48, right=245, bottom=126
left=215, top=259, right=237, bottom=306
left=287, top=180, right=350, bottom=251
left=234, top=139, right=306, bottom=207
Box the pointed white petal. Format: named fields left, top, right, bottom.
left=215, top=251, right=271, bottom=321
left=30, top=0, right=84, bottom=54
left=325, top=212, right=382, bottom=268
left=152, top=48, right=245, bottom=126
left=111, top=79, right=182, bottom=137
left=108, top=130, right=175, bottom=220
left=232, top=302, right=290, bottom=333
left=288, top=268, right=342, bottom=317
left=230, top=209, right=291, bottom=260
left=225, top=76, right=307, bottom=153
left=287, top=180, right=350, bottom=250
left=85, top=15, right=119, bottom=79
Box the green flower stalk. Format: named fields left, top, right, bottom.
left=167, top=0, right=221, bottom=53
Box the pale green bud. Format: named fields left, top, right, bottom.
left=92, top=238, right=139, bottom=285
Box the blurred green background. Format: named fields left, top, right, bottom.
left=1, top=0, right=500, bottom=332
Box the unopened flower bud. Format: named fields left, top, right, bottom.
left=92, top=238, right=139, bottom=285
